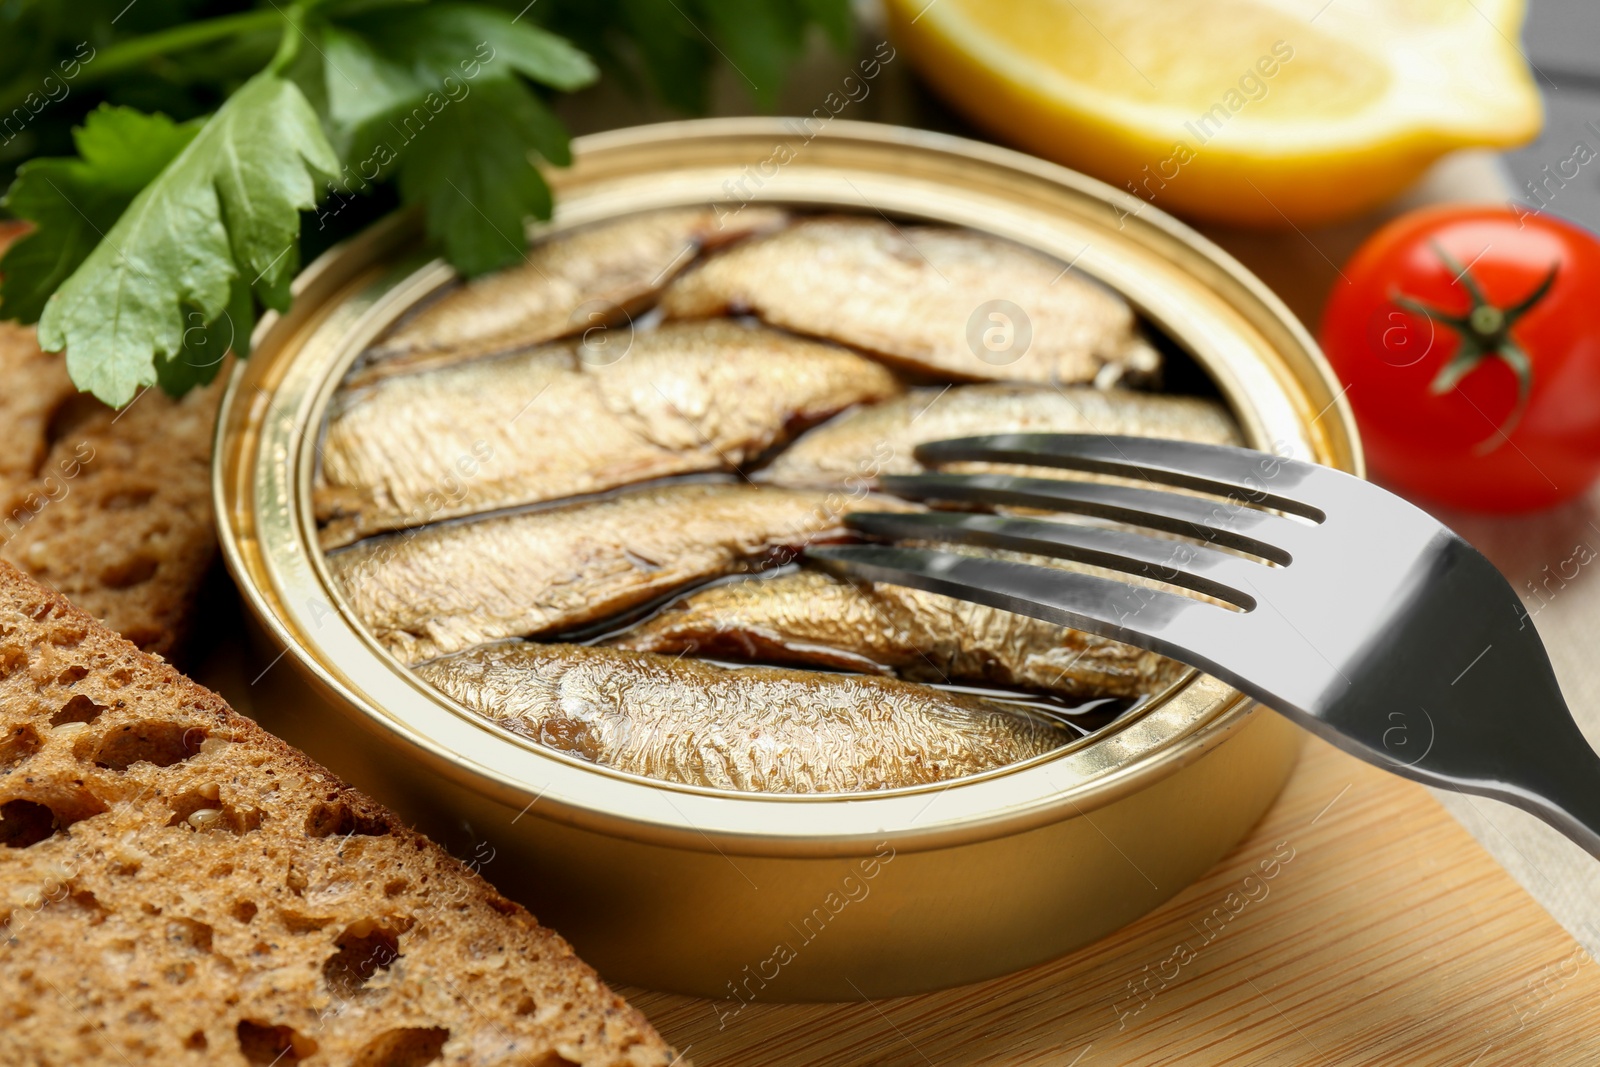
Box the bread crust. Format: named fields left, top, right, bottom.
left=0, top=561, right=680, bottom=1066
left=0, top=322, right=79, bottom=505
left=0, top=225, right=76, bottom=505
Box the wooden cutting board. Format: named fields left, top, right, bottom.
left=624, top=737, right=1600, bottom=1065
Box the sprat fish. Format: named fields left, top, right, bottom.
left=316, top=321, right=899, bottom=546
left=417, top=642, right=1077, bottom=793
left=660, top=215, right=1160, bottom=385
left=360, top=206, right=789, bottom=377
left=329, top=483, right=914, bottom=665
left=606, top=568, right=1184, bottom=699
left=757, top=383, right=1239, bottom=488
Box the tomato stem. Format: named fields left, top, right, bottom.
left=1477, top=342, right=1534, bottom=455
left=1390, top=245, right=1558, bottom=454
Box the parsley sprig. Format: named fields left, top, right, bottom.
left=0, top=0, right=847, bottom=405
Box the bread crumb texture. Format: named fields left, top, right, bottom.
left=0, top=562, right=679, bottom=1066
left=0, top=320, right=221, bottom=659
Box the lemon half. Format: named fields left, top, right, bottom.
left=886, top=0, right=1542, bottom=226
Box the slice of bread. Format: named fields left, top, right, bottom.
left=0, top=223, right=221, bottom=660
left=0, top=225, right=76, bottom=504
left=0, top=561, right=681, bottom=1066
left=0, top=375, right=224, bottom=659
left=0, top=321, right=78, bottom=504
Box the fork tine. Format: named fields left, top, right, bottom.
left=877, top=472, right=1308, bottom=565
left=845, top=511, right=1263, bottom=608
left=913, top=434, right=1327, bottom=521
left=806, top=544, right=1242, bottom=671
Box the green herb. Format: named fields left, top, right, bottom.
left=0, top=0, right=849, bottom=405
left=0, top=106, right=201, bottom=325
left=322, top=4, right=591, bottom=276
left=42, top=72, right=335, bottom=405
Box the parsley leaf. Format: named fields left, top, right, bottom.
left=158, top=267, right=253, bottom=396
left=321, top=26, right=425, bottom=137
left=395, top=78, right=565, bottom=277
left=323, top=3, right=597, bottom=138
left=339, top=3, right=597, bottom=93
left=37, top=72, right=337, bottom=406
left=323, top=3, right=596, bottom=276
left=0, top=106, right=200, bottom=324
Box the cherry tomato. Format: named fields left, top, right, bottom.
left=1318, top=206, right=1600, bottom=512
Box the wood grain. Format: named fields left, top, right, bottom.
left=625, top=738, right=1600, bottom=1065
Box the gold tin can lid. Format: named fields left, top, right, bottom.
left=214, top=118, right=1360, bottom=858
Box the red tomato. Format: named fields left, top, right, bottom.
left=1318, top=206, right=1600, bottom=512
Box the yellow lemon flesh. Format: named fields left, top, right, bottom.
left=885, top=0, right=1542, bottom=227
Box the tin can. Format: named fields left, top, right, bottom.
left=214, top=118, right=1361, bottom=1001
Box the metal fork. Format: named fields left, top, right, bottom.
left=805, top=433, right=1600, bottom=859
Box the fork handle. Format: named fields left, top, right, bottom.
left=1518, top=737, right=1600, bottom=861
left=1431, top=700, right=1600, bottom=862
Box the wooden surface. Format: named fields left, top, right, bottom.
left=625, top=738, right=1600, bottom=1065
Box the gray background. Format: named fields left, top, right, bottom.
left=1507, top=0, right=1600, bottom=234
